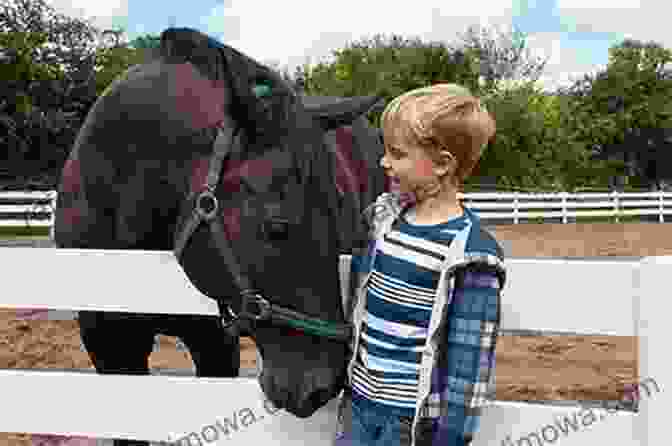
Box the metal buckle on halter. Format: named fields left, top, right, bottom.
left=195, top=188, right=219, bottom=221
left=220, top=305, right=242, bottom=337
left=240, top=291, right=271, bottom=321
left=220, top=305, right=239, bottom=325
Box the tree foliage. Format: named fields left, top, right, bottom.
left=2, top=1, right=671, bottom=193
left=0, top=0, right=140, bottom=188
left=301, top=34, right=481, bottom=126
left=296, top=28, right=672, bottom=191
left=472, top=81, right=622, bottom=191
left=452, top=24, right=549, bottom=87
left=559, top=38, right=672, bottom=188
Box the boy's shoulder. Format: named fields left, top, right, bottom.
left=465, top=224, right=505, bottom=261
left=364, top=193, right=505, bottom=260
left=462, top=219, right=507, bottom=286
left=460, top=206, right=505, bottom=260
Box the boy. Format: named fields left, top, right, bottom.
left=336, top=83, right=507, bottom=446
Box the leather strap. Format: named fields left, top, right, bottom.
left=173, top=120, right=352, bottom=342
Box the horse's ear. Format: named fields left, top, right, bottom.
left=305, top=95, right=386, bottom=131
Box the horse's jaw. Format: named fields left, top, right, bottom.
left=255, top=340, right=348, bottom=418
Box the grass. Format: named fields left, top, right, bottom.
left=572, top=215, right=651, bottom=224
left=0, top=226, right=50, bottom=239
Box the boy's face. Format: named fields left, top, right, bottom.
left=379, top=129, right=441, bottom=195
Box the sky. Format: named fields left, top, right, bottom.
left=46, top=0, right=666, bottom=92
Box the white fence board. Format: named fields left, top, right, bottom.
left=0, top=205, right=53, bottom=213
left=634, top=257, right=669, bottom=446
left=0, top=370, right=337, bottom=444
left=0, top=249, right=637, bottom=336
left=0, top=220, right=52, bottom=227
left=0, top=369, right=639, bottom=446
left=0, top=191, right=55, bottom=200
left=0, top=248, right=219, bottom=316
left=471, top=401, right=639, bottom=446
left=502, top=259, right=638, bottom=336
left=1, top=247, right=667, bottom=445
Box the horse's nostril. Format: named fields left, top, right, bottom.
left=307, top=387, right=332, bottom=410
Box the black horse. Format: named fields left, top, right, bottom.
left=53, top=27, right=386, bottom=444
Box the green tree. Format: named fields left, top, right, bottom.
left=0, top=0, right=111, bottom=187
left=126, top=32, right=161, bottom=66
left=302, top=33, right=481, bottom=126
left=561, top=38, right=672, bottom=189
left=452, top=24, right=549, bottom=88
left=94, top=39, right=144, bottom=96
left=470, top=79, right=622, bottom=191
left=129, top=33, right=161, bottom=50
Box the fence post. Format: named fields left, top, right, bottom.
left=48, top=191, right=57, bottom=241
left=659, top=190, right=664, bottom=223
left=513, top=191, right=519, bottom=224
left=561, top=191, right=568, bottom=224
left=637, top=257, right=670, bottom=446
left=613, top=190, right=620, bottom=223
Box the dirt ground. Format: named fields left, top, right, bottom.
left=2, top=222, right=668, bottom=445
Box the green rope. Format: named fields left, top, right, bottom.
left=276, top=314, right=351, bottom=340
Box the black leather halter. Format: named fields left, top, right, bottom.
left=173, top=119, right=352, bottom=342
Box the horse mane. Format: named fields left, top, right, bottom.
left=152, top=27, right=301, bottom=149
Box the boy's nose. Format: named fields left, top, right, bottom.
left=379, top=156, right=389, bottom=169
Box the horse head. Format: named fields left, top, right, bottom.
left=54, top=27, right=389, bottom=417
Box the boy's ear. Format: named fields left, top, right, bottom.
left=434, top=150, right=457, bottom=178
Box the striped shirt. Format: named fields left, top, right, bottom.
left=351, top=207, right=472, bottom=417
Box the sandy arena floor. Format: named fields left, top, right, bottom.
left=2, top=222, right=668, bottom=445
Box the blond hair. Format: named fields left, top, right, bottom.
left=380, top=83, right=495, bottom=187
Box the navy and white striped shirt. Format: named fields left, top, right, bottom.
left=351, top=208, right=472, bottom=417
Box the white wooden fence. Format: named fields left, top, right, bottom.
left=0, top=191, right=56, bottom=241
left=0, top=247, right=667, bottom=446
left=2, top=190, right=672, bottom=230
left=459, top=190, right=672, bottom=223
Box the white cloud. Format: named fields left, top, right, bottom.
left=201, top=0, right=516, bottom=70
left=557, top=0, right=672, bottom=48
left=199, top=3, right=241, bottom=44
left=557, top=0, right=641, bottom=9
left=524, top=32, right=606, bottom=91
left=200, top=0, right=609, bottom=92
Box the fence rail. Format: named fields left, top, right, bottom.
left=2, top=191, right=671, bottom=233
left=0, top=247, right=667, bottom=445
left=0, top=190, right=56, bottom=227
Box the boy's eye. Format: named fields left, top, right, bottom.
left=387, top=146, right=405, bottom=158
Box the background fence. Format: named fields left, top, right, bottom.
left=0, top=248, right=667, bottom=445
left=2, top=190, right=672, bottom=233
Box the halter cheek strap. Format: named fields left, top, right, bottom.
left=173, top=120, right=353, bottom=342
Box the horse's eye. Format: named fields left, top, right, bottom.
left=262, top=218, right=290, bottom=241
